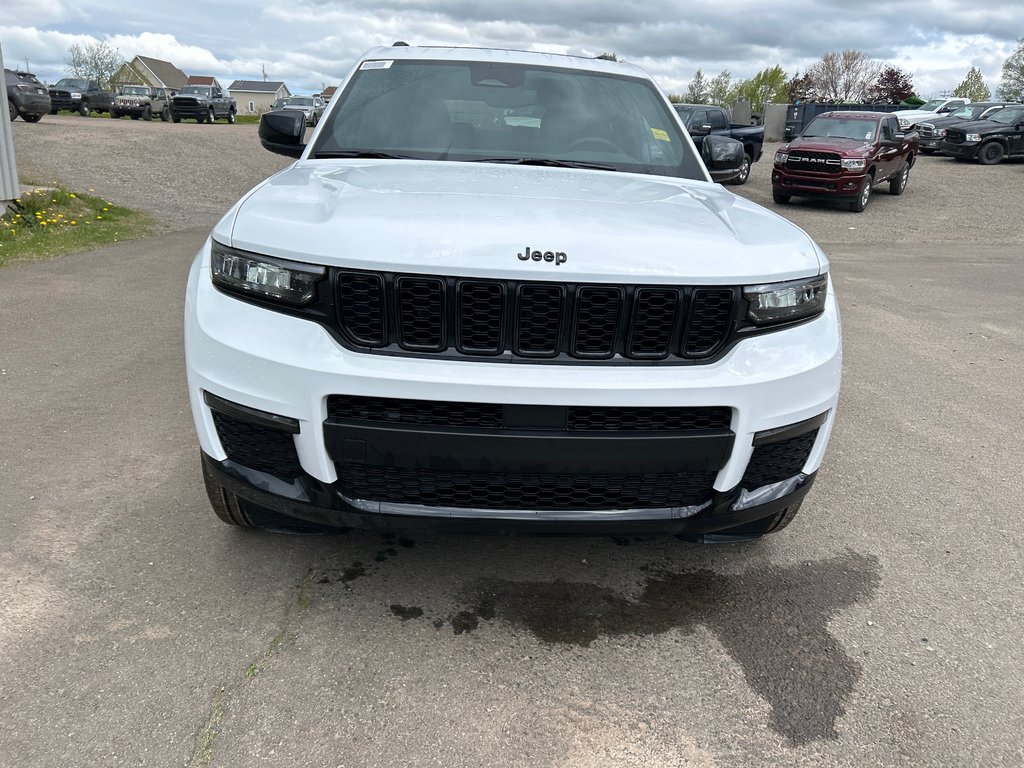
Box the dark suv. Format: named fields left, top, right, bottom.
left=5, top=69, right=51, bottom=122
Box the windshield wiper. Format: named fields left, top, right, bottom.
left=470, top=157, right=617, bottom=171
left=312, top=150, right=417, bottom=159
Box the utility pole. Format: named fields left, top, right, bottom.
left=1, top=39, right=20, bottom=205
left=262, top=63, right=267, bottom=82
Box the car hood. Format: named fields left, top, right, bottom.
left=220, top=161, right=826, bottom=284
left=892, top=109, right=940, bottom=122
left=944, top=118, right=1009, bottom=133
left=783, top=137, right=873, bottom=156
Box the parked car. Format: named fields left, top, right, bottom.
left=185, top=46, right=841, bottom=543
left=772, top=111, right=918, bottom=212
left=270, top=95, right=326, bottom=126
left=916, top=103, right=1015, bottom=153
left=48, top=78, right=114, bottom=116
left=111, top=85, right=175, bottom=121
left=170, top=85, right=236, bottom=124
left=672, top=103, right=764, bottom=184
left=938, top=104, right=1024, bottom=165
left=891, top=97, right=970, bottom=131
left=5, top=68, right=51, bottom=122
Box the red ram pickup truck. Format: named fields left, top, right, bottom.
left=771, top=111, right=918, bottom=212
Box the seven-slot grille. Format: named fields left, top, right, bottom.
left=943, top=130, right=966, bottom=145
left=785, top=151, right=842, bottom=174
left=335, top=270, right=737, bottom=362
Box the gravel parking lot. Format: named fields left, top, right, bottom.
left=3, top=114, right=1023, bottom=768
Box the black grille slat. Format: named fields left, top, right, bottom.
left=785, top=151, right=843, bottom=174
left=458, top=281, right=504, bottom=354
left=516, top=284, right=563, bottom=356
left=338, top=273, right=386, bottom=346
left=629, top=288, right=681, bottom=358
left=741, top=429, right=819, bottom=489
left=327, top=396, right=503, bottom=429
left=398, top=277, right=445, bottom=351
left=567, top=406, right=731, bottom=432
left=212, top=412, right=302, bottom=477
left=573, top=287, right=622, bottom=357
left=684, top=289, right=734, bottom=357
left=336, top=464, right=716, bottom=510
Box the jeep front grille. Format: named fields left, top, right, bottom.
left=334, top=270, right=738, bottom=363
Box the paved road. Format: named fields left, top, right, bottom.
left=2, top=120, right=1023, bottom=767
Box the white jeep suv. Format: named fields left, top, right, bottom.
left=184, top=46, right=841, bottom=541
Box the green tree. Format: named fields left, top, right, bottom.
left=685, top=69, right=710, bottom=104
left=732, top=65, right=788, bottom=114
left=64, top=41, right=124, bottom=90
left=952, top=67, right=991, bottom=101
left=707, top=70, right=732, bottom=105
left=997, top=37, right=1024, bottom=101
left=595, top=52, right=618, bottom=62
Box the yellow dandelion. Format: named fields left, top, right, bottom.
left=96, top=215, right=103, bottom=220
left=69, top=193, right=77, bottom=198
left=40, top=221, right=47, bottom=227
left=71, top=220, right=77, bottom=225
left=102, top=207, right=109, bottom=212
left=88, top=188, right=94, bottom=192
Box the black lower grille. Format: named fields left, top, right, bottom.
left=212, top=412, right=302, bottom=476
left=332, top=270, right=739, bottom=363
left=785, top=151, right=842, bottom=174
left=336, top=463, right=716, bottom=510
left=741, top=429, right=818, bottom=489
left=326, top=395, right=731, bottom=432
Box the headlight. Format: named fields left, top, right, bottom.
left=211, top=241, right=324, bottom=306
left=841, top=158, right=866, bottom=170
left=898, top=119, right=910, bottom=128
left=70, top=92, right=82, bottom=99
left=743, top=274, right=828, bottom=326
left=936, top=128, right=946, bottom=138
left=774, top=151, right=788, bottom=164
left=965, top=133, right=982, bottom=142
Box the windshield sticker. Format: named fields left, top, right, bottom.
left=360, top=60, right=394, bottom=70
left=651, top=128, right=671, bottom=142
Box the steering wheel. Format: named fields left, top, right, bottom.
left=565, top=136, right=624, bottom=154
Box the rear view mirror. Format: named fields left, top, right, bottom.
left=702, top=135, right=745, bottom=183
left=260, top=110, right=306, bottom=158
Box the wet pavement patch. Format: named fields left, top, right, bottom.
left=316, top=561, right=367, bottom=586
left=427, top=552, right=879, bottom=745
left=390, top=604, right=424, bottom=620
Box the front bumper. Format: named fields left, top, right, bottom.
left=185, top=240, right=842, bottom=533
left=772, top=168, right=866, bottom=199
left=50, top=95, right=81, bottom=111
left=939, top=141, right=980, bottom=160
left=171, top=102, right=210, bottom=118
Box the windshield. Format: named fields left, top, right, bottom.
left=989, top=107, right=1024, bottom=124
left=288, top=97, right=314, bottom=106
left=55, top=79, right=89, bottom=89
left=122, top=86, right=150, bottom=96
left=181, top=86, right=211, bottom=95
left=801, top=117, right=877, bottom=140
left=919, top=99, right=944, bottom=111
left=310, top=59, right=703, bottom=179
left=673, top=106, right=694, bottom=122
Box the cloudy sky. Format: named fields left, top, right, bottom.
left=2, top=0, right=1021, bottom=98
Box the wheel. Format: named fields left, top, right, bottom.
left=172, top=115, right=181, bottom=123
left=772, top=191, right=791, bottom=204
left=724, top=153, right=752, bottom=186
left=22, top=114, right=42, bottom=123
left=207, top=107, right=216, bottom=124
left=201, top=458, right=342, bottom=534
left=227, top=109, right=236, bottom=124
left=78, top=101, right=91, bottom=117
left=130, top=114, right=140, bottom=120
left=110, top=110, right=121, bottom=119
left=977, top=141, right=1005, bottom=166
left=7, top=101, right=15, bottom=121
left=889, top=162, right=910, bottom=195
left=848, top=175, right=872, bottom=212
left=50, top=107, right=58, bottom=115
left=161, top=106, right=170, bottom=122
left=143, top=106, right=152, bottom=121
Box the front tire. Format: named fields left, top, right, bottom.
left=978, top=141, right=1005, bottom=166
left=78, top=101, right=91, bottom=117
left=207, top=107, right=216, bottom=124
left=849, top=175, right=873, bottom=212
left=143, top=106, right=152, bottom=121
left=172, top=114, right=181, bottom=123
left=161, top=106, right=170, bottom=121
left=22, top=113, right=42, bottom=123
left=724, top=153, right=752, bottom=186
left=772, top=190, right=791, bottom=204
left=227, top=109, right=236, bottom=124
left=7, top=102, right=15, bottom=121
left=889, top=162, right=910, bottom=195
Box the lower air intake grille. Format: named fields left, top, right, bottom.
left=212, top=412, right=302, bottom=476
left=741, top=429, right=819, bottom=489
left=336, top=464, right=717, bottom=510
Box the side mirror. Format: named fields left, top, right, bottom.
left=702, top=135, right=745, bottom=183
left=260, top=110, right=306, bottom=158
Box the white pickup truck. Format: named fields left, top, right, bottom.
left=892, top=97, right=971, bottom=130
left=184, top=45, right=841, bottom=542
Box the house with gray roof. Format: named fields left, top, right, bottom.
left=111, top=55, right=188, bottom=92
left=228, top=80, right=291, bottom=114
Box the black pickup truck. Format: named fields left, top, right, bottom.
left=48, top=78, right=114, bottom=116
left=170, top=85, right=237, bottom=124
left=939, top=104, right=1024, bottom=165
left=673, top=103, right=764, bottom=184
